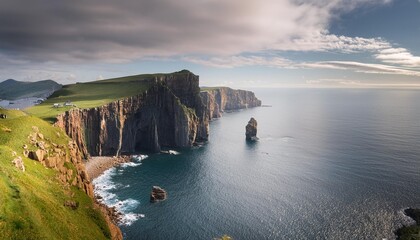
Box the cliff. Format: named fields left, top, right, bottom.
left=55, top=71, right=261, bottom=157
left=55, top=71, right=204, bottom=157
left=200, top=87, right=262, bottom=121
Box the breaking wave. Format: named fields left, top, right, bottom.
left=92, top=154, right=149, bottom=226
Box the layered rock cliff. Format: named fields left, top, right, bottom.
left=55, top=71, right=261, bottom=157
left=200, top=87, right=262, bottom=121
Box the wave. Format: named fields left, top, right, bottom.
left=92, top=156, right=148, bottom=226
left=160, top=150, right=181, bottom=155
left=121, top=162, right=141, bottom=168
left=132, top=154, right=149, bottom=162
left=168, top=150, right=180, bottom=155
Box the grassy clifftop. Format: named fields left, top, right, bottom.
left=0, top=109, right=111, bottom=240
left=26, top=70, right=195, bottom=122
left=26, top=74, right=155, bottom=122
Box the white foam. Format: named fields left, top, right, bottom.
left=93, top=160, right=146, bottom=226
left=132, top=154, right=148, bottom=162
left=121, top=162, right=141, bottom=168
left=168, top=150, right=180, bottom=155
left=120, top=213, right=145, bottom=226
left=113, top=198, right=139, bottom=212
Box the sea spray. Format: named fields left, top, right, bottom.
left=92, top=154, right=148, bottom=226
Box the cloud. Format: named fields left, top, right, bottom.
left=0, top=0, right=393, bottom=64
left=311, top=61, right=420, bottom=76
left=184, top=54, right=420, bottom=78
left=282, top=33, right=391, bottom=52
left=375, top=48, right=420, bottom=67
left=183, top=55, right=293, bottom=68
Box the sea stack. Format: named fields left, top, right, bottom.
left=245, top=118, right=258, bottom=141
left=150, top=186, right=167, bottom=203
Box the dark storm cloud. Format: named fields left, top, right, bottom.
left=0, top=0, right=395, bottom=65
left=0, top=0, right=337, bottom=63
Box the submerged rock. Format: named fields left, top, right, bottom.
left=245, top=118, right=258, bottom=141
left=150, top=186, right=167, bottom=203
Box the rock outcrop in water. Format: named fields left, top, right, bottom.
left=150, top=186, right=167, bottom=203
left=245, top=118, right=258, bottom=141
left=395, top=208, right=420, bottom=239
left=55, top=71, right=261, bottom=157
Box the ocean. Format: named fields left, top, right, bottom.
left=93, top=88, right=420, bottom=240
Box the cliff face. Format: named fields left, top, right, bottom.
left=200, top=87, right=262, bottom=121
left=56, top=72, right=203, bottom=157
left=55, top=72, right=261, bottom=157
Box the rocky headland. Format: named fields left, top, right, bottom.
left=55, top=71, right=262, bottom=158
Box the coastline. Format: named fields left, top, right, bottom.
left=86, top=155, right=131, bottom=180
left=395, top=208, right=420, bottom=239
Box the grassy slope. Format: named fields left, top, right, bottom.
left=0, top=109, right=110, bottom=240
left=26, top=74, right=154, bottom=122
left=200, top=86, right=223, bottom=92
left=0, top=79, right=62, bottom=100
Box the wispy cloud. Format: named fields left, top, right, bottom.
left=306, top=61, right=420, bottom=77
left=375, top=48, right=420, bottom=67
left=275, top=33, right=391, bottom=52
left=184, top=55, right=420, bottom=78
left=183, top=55, right=293, bottom=68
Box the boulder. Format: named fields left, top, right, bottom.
left=23, top=150, right=29, bottom=157
left=29, top=149, right=45, bottom=162
left=36, top=141, right=45, bottom=150
left=37, top=132, right=44, bottom=140
left=150, top=186, right=167, bottom=203
left=245, top=117, right=258, bottom=141
left=12, top=156, right=25, bottom=172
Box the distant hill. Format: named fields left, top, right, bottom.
left=0, top=79, right=62, bottom=100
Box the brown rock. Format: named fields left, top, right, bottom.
left=37, top=132, right=44, bottom=140
left=29, top=149, right=45, bottom=161
left=245, top=117, right=258, bottom=141
left=36, top=141, right=45, bottom=150
left=23, top=150, right=29, bottom=157
left=150, top=186, right=167, bottom=203
left=12, top=156, right=25, bottom=172
left=45, top=156, right=59, bottom=168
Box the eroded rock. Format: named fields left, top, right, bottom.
left=245, top=117, right=258, bottom=141
left=29, top=149, right=45, bottom=161
left=150, top=186, right=167, bottom=203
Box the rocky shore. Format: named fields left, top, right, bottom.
left=396, top=208, right=420, bottom=239
left=85, top=155, right=131, bottom=180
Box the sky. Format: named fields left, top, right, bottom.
left=0, top=0, right=420, bottom=88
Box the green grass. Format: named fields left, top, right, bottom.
left=26, top=75, right=154, bottom=122
left=200, top=87, right=223, bottom=92
left=26, top=70, right=196, bottom=122
left=0, top=109, right=111, bottom=240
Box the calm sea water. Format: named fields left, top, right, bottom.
left=94, top=88, right=420, bottom=240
